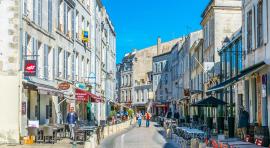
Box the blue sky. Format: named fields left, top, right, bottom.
left=102, top=0, right=210, bottom=63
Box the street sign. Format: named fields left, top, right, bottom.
left=24, top=60, right=37, bottom=76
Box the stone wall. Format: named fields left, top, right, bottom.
left=0, top=0, right=21, bottom=144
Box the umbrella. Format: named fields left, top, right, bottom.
left=191, top=96, right=227, bottom=107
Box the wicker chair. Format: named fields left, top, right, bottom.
left=43, top=126, right=56, bottom=144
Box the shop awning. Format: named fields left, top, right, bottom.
left=89, top=93, right=103, bottom=103
left=207, top=77, right=238, bottom=92
left=238, top=61, right=266, bottom=80
left=207, top=61, right=267, bottom=93
left=37, top=86, right=63, bottom=96
left=190, top=89, right=204, bottom=94
left=75, top=88, right=103, bottom=103
left=191, top=96, right=227, bottom=107
left=75, top=88, right=91, bottom=102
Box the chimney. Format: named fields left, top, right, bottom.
left=157, top=37, right=161, bottom=55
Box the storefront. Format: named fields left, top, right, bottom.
left=22, top=79, right=64, bottom=128
left=75, top=88, right=103, bottom=123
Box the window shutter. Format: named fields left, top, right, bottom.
left=44, top=44, right=48, bottom=80
left=33, top=0, right=36, bottom=22
left=57, top=0, right=60, bottom=29
left=55, top=48, right=59, bottom=77
left=24, top=0, right=27, bottom=15
left=48, top=0, right=52, bottom=32
left=263, top=0, right=268, bottom=44
left=32, top=38, right=35, bottom=59
left=72, top=53, right=75, bottom=80
left=38, top=0, right=42, bottom=26
left=24, top=32, right=28, bottom=58
left=52, top=48, right=55, bottom=80
left=72, top=10, right=75, bottom=39
left=64, top=2, right=67, bottom=34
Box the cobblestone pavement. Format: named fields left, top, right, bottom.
left=0, top=138, right=84, bottom=148
left=99, top=121, right=178, bottom=148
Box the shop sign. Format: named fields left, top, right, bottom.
left=81, top=30, right=89, bottom=43
left=24, top=60, right=37, bottom=76
left=22, top=101, right=26, bottom=115
left=75, top=88, right=90, bottom=102
left=75, top=83, right=86, bottom=90
left=58, top=82, right=70, bottom=90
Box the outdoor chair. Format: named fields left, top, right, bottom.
left=64, top=124, right=70, bottom=138
left=74, top=128, right=85, bottom=143
left=27, top=127, right=43, bottom=143
left=43, top=126, right=56, bottom=144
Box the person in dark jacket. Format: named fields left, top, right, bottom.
left=67, top=107, right=78, bottom=139
left=238, top=106, right=249, bottom=139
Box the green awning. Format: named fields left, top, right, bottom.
left=191, top=96, right=227, bottom=107
left=238, top=61, right=266, bottom=79
left=207, top=61, right=267, bottom=93
left=207, top=77, right=238, bottom=92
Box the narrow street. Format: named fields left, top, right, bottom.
left=99, top=121, right=178, bottom=148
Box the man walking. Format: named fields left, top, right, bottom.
left=67, top=107, right=78, bottom=140
left=145, top=112, right=151, bottom=127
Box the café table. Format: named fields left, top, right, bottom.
left=76, top=126, right=97, bottom=142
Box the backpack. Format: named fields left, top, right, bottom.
left=146, top=113, right=151, bottom=120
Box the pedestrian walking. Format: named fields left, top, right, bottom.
left=145, top=112, right=151, bottom=127
left=137, top=112, right=142, bottom=127
left=67, top=107, right=78, bottom=140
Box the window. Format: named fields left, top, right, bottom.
left=257, top=1, right=263, bottom=47
left=48, top=0, right=52, bottom=32
left=247, top=10, right=253, bottom=52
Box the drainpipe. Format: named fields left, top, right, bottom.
left=18, top=0, right=24, bottom=143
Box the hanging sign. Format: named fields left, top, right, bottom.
left=81, top=30, right=89, bottom=43
left=58, top=82, right=70, bottom=90
left=24, top=60, right=37, bottom=76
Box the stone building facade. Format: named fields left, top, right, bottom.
left=0, top=0, right=115, bottom=143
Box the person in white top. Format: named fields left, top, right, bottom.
left=137, top=112, right=142, bottom=127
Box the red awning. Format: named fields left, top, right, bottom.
left=89, top=93, right=103, bottom=103
left=75, top=88, right=103, bottom=103
left=75, top=88, right=91, bottom=102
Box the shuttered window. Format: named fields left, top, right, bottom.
left=37, top=0, right=42, bottom=26
left=44, top=44, right=49, bottom=80
left=64, top=2, right=67, bottom=34
left=24, top=32, right=28, bottom=58
left=257, top=0, right=263, bottom=47
left=72, top=53, right=75, bottom=80
left=247, top=10, right=253, bottom=52
left=48, top=0, right=52, bottom=32
left=24, top=0, right=27, bottom=15
left=63, top=51, right=67, bottom=79
left=72, top=10, right=75, bottom=39
left=33, top=0, right=36, bottom=22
